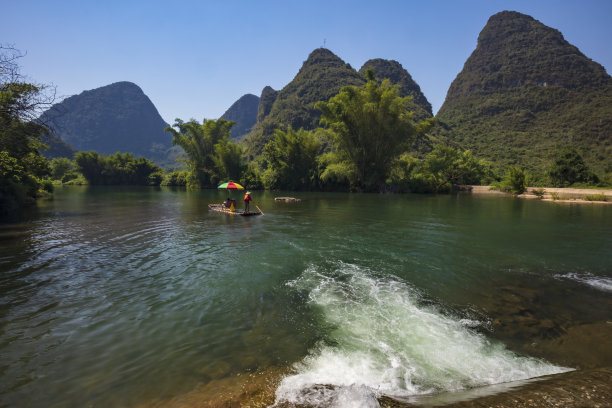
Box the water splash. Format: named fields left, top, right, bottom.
left=275, top=262, right=570, bottom=407
left=555, top=272, right=612, bottom=292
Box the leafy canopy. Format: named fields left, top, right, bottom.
left=547, top=147, right=598, bottom=187
left=1, top=45, right=53, bottom=215
left=165, top=118, right=243, bottom=188
left=262, top=128, right=320, bottom=190
left=316, top=69, right=433, bottom=191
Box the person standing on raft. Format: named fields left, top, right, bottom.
left=244, top=191, right=252, bottom=213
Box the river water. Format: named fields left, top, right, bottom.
left=1, top=187, right=611, bottom=407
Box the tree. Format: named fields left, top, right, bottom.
left=212, top=137, right=243, bottom=182
left=547, top=148, right=598, bottom=187
left=421, top=145, right=492, bottom=191
left=1, top=45, right=54, bottom=215
left=50, top=157, right=73, bottom=180
left=165, top=118, right=239, bottom=188
left=74, top=151, right=162, bottom=185
left=74, top=151, right=105, bottom=184
left=262, top=128, right=320, bottom=190
left=316, top=69, right=433, bottom=191
left=494, top=166, right=528, bottom=195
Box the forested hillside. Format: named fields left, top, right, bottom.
left=39, top=82, right=174, bottom=164
left=436, top=11, right=612, bottom=174
left=244, top=48, right=365, bottom=157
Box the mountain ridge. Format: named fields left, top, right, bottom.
left=219, top=93, right=259, bottom=140
left=436, top=10, right=611, bottom=174
left=40, top=81, right=173, bottom=164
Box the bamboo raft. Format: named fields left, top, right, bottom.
left=208, top=204, right=262, bottom=216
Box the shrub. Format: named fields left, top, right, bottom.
left=550, top=192, right=560, bottom=200
left=492, top=166, right=528, bottom=195
left=531, top=187, right=545, bottom=198
left=63, top=174, right=88, bottom=185
left=161, top=170, right=189, bottom=186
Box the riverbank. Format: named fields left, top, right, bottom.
left=381, top=367, right=612, bottom=407
left=137, top=366, right=612, bottom=407
left=469, top=185, right=612, bottom=204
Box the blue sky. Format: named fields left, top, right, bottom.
left=3, top=0, right=611, bottom=124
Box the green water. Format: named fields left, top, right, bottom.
left=1, top=187, right=611, bottom=407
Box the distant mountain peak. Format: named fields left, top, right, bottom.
left=436, top=10, right=611, bottom=174
left=256, top=86, right=278, bottom=123
left=302, top=48, right=348, bottom=68
left=40, top=81, right=172, bottom=163
left=359, top=58, right=433, bottom=118
left=219, top=93, right=260, bottom=140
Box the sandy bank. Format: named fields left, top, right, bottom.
left=468, top=185, right=612, bottom=204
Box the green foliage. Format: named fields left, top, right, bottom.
left=436, top=11, right=612, bottom=177
left=358, top=59, right=433, bottom=121
left=317, top=152, right=354, bottom=191
left=50, top=157, right=74, bottom=180
left=161, top=170, right=189, bottom=186
left=245, top=49, right=366, bottom=157
left=547, top=148, right=599, bottom=187
left=74, top=151, right=162, bottom=185
left=550, top=192, right=561, bottom=200
left=261, top=128, right=320, bottom=190
left=388, top=145, right=493, bottom=193
left=165, top=118, right=243, bottom=189
left=420, top=144, right=493, bottom=191
left=582, top=193, right=607, bottom=202
left=1, top=47, right=53, bottom=215
left=492, top=166, right=528, bottom=194
left=63, top=174, right=88, bottom=185
left=239, top=164, right=264, bottom=190
left=316, top=72, right=431, bottom=191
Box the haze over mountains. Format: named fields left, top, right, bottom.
left=41, top=10, right=610, bottom=174
left=40, top=82, right=173, bottom=163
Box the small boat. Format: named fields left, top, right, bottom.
left=208, top=204, right=262, bottom=216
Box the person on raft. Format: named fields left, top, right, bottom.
left=244, top=191, right=252, bottom=213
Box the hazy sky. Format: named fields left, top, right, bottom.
left=4, top=0, right=611, bottom=124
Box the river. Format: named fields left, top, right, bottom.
left=1, top=187, right=611, bottom=407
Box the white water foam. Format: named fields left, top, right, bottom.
left=555, top=272, right=612, bottom=292
left=274, top=262, right=570, bottom=407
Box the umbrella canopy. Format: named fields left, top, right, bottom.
left=218, top=181, right=244, bottom=190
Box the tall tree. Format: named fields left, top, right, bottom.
left=1, top=45, right=54, bottom=215
left=262, top=128, right=320, bottom=190
left=164, top=118, right=238, bottom=188
left=316, top=69, right=432, bottom=191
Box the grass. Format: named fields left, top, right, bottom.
left=582, top=193, right=608, bottom=202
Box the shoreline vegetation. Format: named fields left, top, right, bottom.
left=4, top=45, right=611, bottom=216
left=469, top=185, right=612, bottom=204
